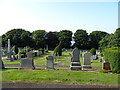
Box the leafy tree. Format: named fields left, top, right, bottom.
left=2, top=28, right=32, bottom=47
left=58, top=30, right=73, bottom=49
left=99, top=28, right=120, bottom=50
left=32, top=30, right=46, bottom=49
left=90, top=48, right=96, bottom=55
left=54, top=44, right=62, bottom=56
left=73, top=29, right=89, bottom=49
left=44, top=31, right=59, bottom=50
left=89, top=31, right=108, bottom=49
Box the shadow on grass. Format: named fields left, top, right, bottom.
left=1, top=67, right=19, bottom=71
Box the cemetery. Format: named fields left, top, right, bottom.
left=0, top=28, right=120, bottom=88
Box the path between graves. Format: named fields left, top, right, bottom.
left=2, top=81, right=119, bottom=88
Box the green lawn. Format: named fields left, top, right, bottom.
left=1, top=51, right=119, bottom=85
left=1, top=69, right=119, bottom=85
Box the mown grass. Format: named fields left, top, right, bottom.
left=1, top=70, right=119, bottom=85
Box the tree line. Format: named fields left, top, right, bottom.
left=1, top=28, right=120, bottom=50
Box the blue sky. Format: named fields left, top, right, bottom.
left=0, top=0, right=118, bottom=35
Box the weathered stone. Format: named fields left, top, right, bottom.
left=70, top=47, right=81, bottom=70
left=27, top=51, right=33, bottom=59
left=19, top=58, right=35, bottom=69
left=82, top=52, right=92, bottom=70
left=46, top=56, right=54, bottom=69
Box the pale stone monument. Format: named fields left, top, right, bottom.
left=82, top=52, right=92, bottom=70
left=19, top=58, right=35, bottom=69
left=46, top=56, right=54, bottom=69
left=7, top=39, right=13, bottom=61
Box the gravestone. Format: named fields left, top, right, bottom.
left=7, top=39, right=13, bottom=61
left=37, top=51, right=40, bottom=56
left=0, top=47, right=5, bottom=69
left=70, top=47, right=81, bottom=70
left=82, top=52, right=92, bottom=70
left=91, top=55, right=98, bottom=60
left=102, top=62, right=110, bottom=70
left=27, top=51, right=33, bottom=59
left=46, top=56, right=54, bottom=69
left=18, top=52, right=21, bottom=60
left=19, top=58, right=35, bottom=69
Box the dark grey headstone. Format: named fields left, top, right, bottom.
left=72, top=47, right=80, bottom=62
left=46, top=56, right=54, bottom=69
left=70, top=47, right=81, bottom=70
left=20, top=58, right=35, bottom=69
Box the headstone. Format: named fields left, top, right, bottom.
left=82, top=52, right=92, bottom=70
left=70, top=47, right=81, bottom=70
left=12, top=50, right=16, bottom=60
left=46, top=56, right=54, bottom=69
left=7, top=39, right=13, bottom=61
left=91, top=55, right=98, bottom=60
left=102, top=62, right=110, bottom=70
left=19, top=58, right=35, bottom=69
left=27, top=51, right=33, bottom=59
left=0, top=46, right=5, bottom=69
left=37, top=51, right=40, bottom=56
left=18, top=52, right=21, bottom=60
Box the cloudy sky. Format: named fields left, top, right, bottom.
left=0, top=0, right=119, bottom=35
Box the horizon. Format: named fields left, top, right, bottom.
left=0, top=0, right=118, bottom=35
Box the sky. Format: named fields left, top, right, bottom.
left=0, top=0, right=119, bottom=36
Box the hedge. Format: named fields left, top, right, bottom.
left=104, top=47, right=120, bottom=73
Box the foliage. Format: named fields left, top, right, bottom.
left=104, top=47, right=120, bottom=73
left=73, top=29, right=89, bottom=49
left=58, top=30, right=73, bottom=49
left=2, top=28, right=32, bottom=47
left=45, top=31, right=59, bottom=50
left=89, top=31, right=108, bottom=49
left=90, top=48, right=96, bottom=55
left=99, top=28, right=120, bottom=50
left=32, top=30, right=46, bottom=49
left=54, top=45, right=62, bottom=56
left=99, top=69, right=108, bottom=73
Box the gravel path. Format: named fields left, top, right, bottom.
left=2, top=82, right=119, bottom=88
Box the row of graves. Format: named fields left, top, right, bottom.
left=0, top=39, right=110, bottom=71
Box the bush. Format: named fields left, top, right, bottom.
left=99, top=69, right=108, bottom=73
left=90, top=48, right=96, bottom=55
left=54, top=45, right=62, bottom=56
left=104, top=47, right=120, bottom=73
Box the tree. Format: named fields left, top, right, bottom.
left=32, top=30, right=46, bottom=49
left=58, top=30, right=73, bottom=49
left=2, top=28, right=32, bottom=47
left=45, top=31, right=59, bottom=50
left=73, top=29, right=89, bottom=49
left=89, top=31, right=108, bottom=49
left=99, top=28, right=120, bottom=50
